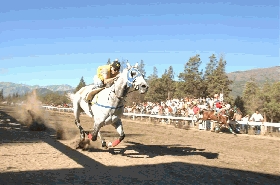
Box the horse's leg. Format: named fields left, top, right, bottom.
left=108, top=119, right=125, bottom=147
left=226, top=118, right=236, bottom=134
left=89, top=111, right=106, bottom=142
left=73, top=102, right=85, bottom=140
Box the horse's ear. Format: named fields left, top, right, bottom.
left=127, top=61, right=131, bottom=69
left=134, top=62, right=138, bottom=68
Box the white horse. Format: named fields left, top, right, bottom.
left=72, top=62, right=149, bottom=148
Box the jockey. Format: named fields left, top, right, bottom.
left=85, top=59, right=121, bottom=105
left=92, top=59, right=121, bottom=88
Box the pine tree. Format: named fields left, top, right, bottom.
left=74, top=76, right=86, bottom=93
left=203, top=54, right=218, bottom=97
left=259, top=81, right=280, bottom=122
left=178, top=54, right=203, bottom=98
left=234, top=95, right=245, bottom=114
left=242, top=79, right=260, bottom=115
left=145, top=67, right=158, bottom=102
left=107, top=58, right=111, bottom=65
left=138, top=60, right=146, bottom=78
left=205, top=55, right=232, bottom=102
left=152, top=66, right=158, bottom=79
left=162, top=66, right=176, bottom=99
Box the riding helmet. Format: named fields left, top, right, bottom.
left=112, top=59, right=121, bottom=70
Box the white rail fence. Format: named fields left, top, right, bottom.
left=42, top=106, right=280, bottom=134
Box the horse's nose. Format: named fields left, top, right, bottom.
left=141, top=84, right=148, bottom=89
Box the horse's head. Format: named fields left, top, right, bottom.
left=123, top=62, right=149, bottom=94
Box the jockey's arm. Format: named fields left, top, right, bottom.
left=99, top=67, right=116, bottom=85
left=103, top=77, right=116, bottom=84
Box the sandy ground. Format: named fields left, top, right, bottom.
left=0, top=105, right=279, bottom=185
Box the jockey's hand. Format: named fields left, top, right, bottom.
left=115, top=74, right=120, bottom=79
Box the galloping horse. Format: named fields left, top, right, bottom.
left=72, top=62, right=149, bottom=148
left=199, top=109, right=235, bottom=134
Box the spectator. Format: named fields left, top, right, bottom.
left=249, top=109, right=264, bottom=122
left=242, top=114, right=250, bottom=134
left=249, top=109, right=264, bottom=134
left=193, top=103, right=200, bottom=116
left=208, top=98, right=214, bottom=109
left=215, top=101, right=222, bottom=112
left=170, top=103, right=177, bottom=116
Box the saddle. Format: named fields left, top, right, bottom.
left=78, top=85, right=105, bottom=103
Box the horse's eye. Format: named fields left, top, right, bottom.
left=131, top=71, right=137, bottom=77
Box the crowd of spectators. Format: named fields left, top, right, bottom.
left=124, top=93, right=231, bottom=118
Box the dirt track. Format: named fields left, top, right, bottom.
left=0, top=105, right=279, bottom=185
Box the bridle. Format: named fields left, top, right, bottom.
left=111, top=67, right=143, bottom=100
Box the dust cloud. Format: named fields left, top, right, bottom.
left=15, top=90, right=68, bottom=139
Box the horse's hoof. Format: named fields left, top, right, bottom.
left=91, top=135, right=97, bottom=141
left=102, top=141, right=107, bottom=148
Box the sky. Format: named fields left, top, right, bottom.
left=0, top=0, right=279, bottom=87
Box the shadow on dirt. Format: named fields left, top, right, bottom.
left=1, top=107, right=279, bottom=185
left=107, top=141, right=219, bottom=159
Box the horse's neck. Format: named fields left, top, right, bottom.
left=112, top=74, right=128, bottom=98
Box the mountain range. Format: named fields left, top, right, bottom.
left=1, top=66, right=279, bottom=98
left=227, top=66, right=279, bottom=97
left=0, top=82, right=74, bottom=97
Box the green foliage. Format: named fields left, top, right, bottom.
left=178, top=54, right=203, bottom=98
left=37, top=91, right=71, bottom=105
left=144, top=77, right=166, bottom=102
left=258, top=81, right=280, bottom=122
left=242, top=79, right=260, bottom=115
left=126, top=91, right=145, bottom=105
left=74, top=76, right=86, bottom=93
left=204, top=55, right=233, bottom=101
left=162, top=66, right=176, bottom=99
left=151, top=66, right=158, bottom=79
left=138, top=60, right=146, bottom=78
left=0, top=89, right=4, bottom=101
left=173, top=81, right=186, bottom=99
left=234, top=95, right=245, bottom=114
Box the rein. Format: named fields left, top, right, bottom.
left=111, top=67, right=141, bottom=99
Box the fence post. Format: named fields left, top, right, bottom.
left=210, top=121, right=214, bottom=131
left=261, top=122, right=265, bottom=135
